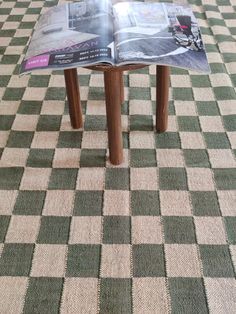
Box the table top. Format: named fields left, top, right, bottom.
left=86, top=63, right=147, bottom=72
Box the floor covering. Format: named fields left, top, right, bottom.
left=0, top=0, right=236, bottom=313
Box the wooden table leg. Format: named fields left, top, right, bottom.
left=104, top=70, right=123, bottom=165
left=119, top=71, right=124, bottom=105
left=64, top=68, right=83, bottom=129
left=156, top=65, right=170, bottom=133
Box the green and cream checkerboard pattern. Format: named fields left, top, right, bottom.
left=0, top=0, right=236, bottom=313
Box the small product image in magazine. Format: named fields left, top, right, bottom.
left=20, top=0, right=210, bottom=74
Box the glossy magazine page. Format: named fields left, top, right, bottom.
left=113, top=2, right=210, bottom=73
left=20, top=1, right=210, bottom=74
left=20, top=0, right=115, bottom=74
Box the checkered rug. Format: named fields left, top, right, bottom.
left=0, top=0, right=236, bottom=313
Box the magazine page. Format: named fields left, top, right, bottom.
left=113, top=2, right=210, bottom=73
left=20, top=0, right=115, bottom=74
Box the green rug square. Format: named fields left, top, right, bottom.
left=1, top=55, right=20, bottom=64
left=36, top=115, right=62, bottom=131
left=26, top=149, right=54, bottom=168
left=230, top=73, right=236, bottom=85
left=222, top=115, right=236, bottom=131
left=0, top=216, right=10, bottom=242
left=191, top=75, right=211, bottom=87
left=103, top=216, right=131, bottom=244
left=173, top=88, right=193, bottom=101
left=78, top=74, right=90, bottom=86
left=0, top=75, right=10, bottom=87
left=130, top=149, right=157, bottom=167
left=168, top=100, right=175, bottom=115
left=26, top=7, right=42, bottom=14
left=0, top=115, right=15, bottom=130
left=100, top=279, right=132, bottom=314
left=57, top=131, right=82, bottom=148
left=0, top=29, right=15, bottom=37
left=155, top=132, right=181, bottom=148
left=163, top=217, right=196, bottom=244
left=196, top=101, right=219, bottom=116
left=0, top=8, right=12, bottom=15
left=214, top=87, right=236, bottom=100
left=199, top=245, right=235, bottom=277
left=18, top=100, right=42, bottom=115
left=66, top=244, right=100, bottom=277
left=28, top=75, right=50, bottom=87
left=131, top=191, right=160, bottom=215
left=169, top=278, right=208, bottom=314
left=159, top=168, right=187, bottom=190
left=73, top=191, right=103, bottom=216
left=45, top=87, right=66, bottom=100
left=84, top=116, right=107, bottom=131
left=13, top=191, right=46, bottom=215
left=44, top=0, right=58, bottom=7
left=171, top=68, right=188, bottom=75
left=203, top=132, right=231, bottom=148
left=216, top=0, right=231, bottom=5
left=223, top=53, right=236, bottom=63
left=208, top=18, right=225, bottom=27
left=10, top=36, right=28, bottom=45
left=224, top=217, right=236, bottom=244
left=123, top=132, right=129, bottom=149
left=150, top=75, right=156, bottom=87
left=0, top=167, right=24, bottom=189
left=178, top=116, right=201, bottom=132
left=129, top=87, right=151, bottom=100
left=130, top=115, right=153, bottom=131
left=64, top=100, right=86, bottom=115
left=105, top=168, right=129, bottom=190
left=88, top=87, right=105, bottom=100
left=210, top=63, right=226, bottom=73
left=80, top=149, right=106, bottom=167
left=132, top=244, right=165, bottom=277
left=0, top=243, right=34, bottom=276
left=229, top=26, right=236, bottom=35
left=37, top=216, right=71, bottom=244
left=190, top=191, right=221, bottom=216
left=121, top=101, right=128, bottom=115
left=24, top=278, right=63, bottom=314
left=6, top=131, right=34, bottom=148
left=183, top=149, right=210, bottom=168
left=3, top=88, right=25, bottom=101
left=213, top=168, right=236, bottom=189
left=48, top=168, right=78, bottom=190
left=15, top=1, right=30, bottom=7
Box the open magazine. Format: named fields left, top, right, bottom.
left=20, top=0, right=210, bottom=74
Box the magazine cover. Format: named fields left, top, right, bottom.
left=20, top=1, right=210, bottom=74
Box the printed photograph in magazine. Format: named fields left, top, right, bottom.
left=113, top=2, right=209, bottom=72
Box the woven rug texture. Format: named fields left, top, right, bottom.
left=0, top=0, right=236, bottom=313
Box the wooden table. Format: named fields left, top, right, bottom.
left=64, top=64, right=169, bottom=165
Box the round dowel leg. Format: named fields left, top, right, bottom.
left=64, top=68, right=83, bottom=129
left=156, top=65, right=170, bottom=133
left=104, top=71, right=123, bottom=165
left=119, top=71, right=124, bottom=104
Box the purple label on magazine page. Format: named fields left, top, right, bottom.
left=25, top=55, right=50, bottom=70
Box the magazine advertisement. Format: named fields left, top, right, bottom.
left=21, top=0, right=114, bottom=73
left=20, top=0, right=210, bottom=74
left=113, top=2, right=209, bottom=72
